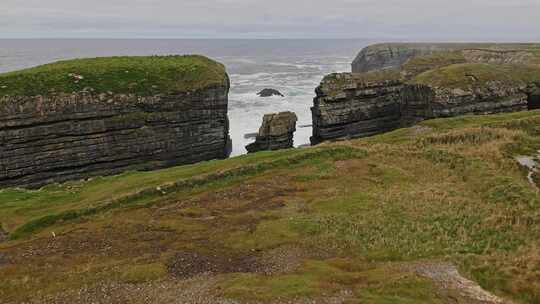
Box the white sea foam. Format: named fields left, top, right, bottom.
left=227, top=55, right=351, bottom=155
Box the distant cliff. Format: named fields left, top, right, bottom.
left=0, top=56, right=231, bottom=188
left=352, top=43, right=539, bottom=73
left=313, top=44, right=540, bottom=144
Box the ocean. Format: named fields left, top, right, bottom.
left=0, top=39, right=372, bottom=155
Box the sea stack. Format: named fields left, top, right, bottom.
left=246, top=111, right=298, bottom=153
left=312, top=43, right=540, bottom=144
left=0, top=55, right=231, bottom=188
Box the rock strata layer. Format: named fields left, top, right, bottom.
left=246, top=111, right=297, bottom=153
left=311, top=74, right=530, bottom=144
left=0, top=56, right=231, bottom=188
left=313, top=43, right=540, bottom=144
left=352, top=43, right=538, bottom=73
left=311, top=74, right=403, bottom=144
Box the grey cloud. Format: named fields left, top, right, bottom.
left=1, top=0, right=539, bottom=39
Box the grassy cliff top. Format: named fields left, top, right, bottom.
left=411, top=63, right=540, bottom=89
left=348, top=44, right=540, bottom=90
left=360, top=42, right=540, bottom=53
left=0, top=55, right=228, bottom=97
left=2, top=110, right=540, bottom=303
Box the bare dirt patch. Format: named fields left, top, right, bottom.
left=167, top=250, right=262, bottom=279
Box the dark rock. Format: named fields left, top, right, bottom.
left=0, top=85, right=231, bottom=189
left=311, top=74, right=403, bottom=145
left=257, top=88, right=284, bottom=97
left=246, top=112, right=298, bottom=153
left=311, top=73, right=529, bottom=145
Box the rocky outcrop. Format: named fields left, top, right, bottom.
left=246, top=112, right=297, bottom=153
left=313, top=43, right=540, bottom=144
left=352, top=43, right=537, bottom=73
left=311, top=74, right=532, bottom=144
left=311, top=74, right=402, bottom=145
left=0, top=56, right=231, bottom=188
left=257, top=89, right=284, bottom=97
left=462, top=49, right=535, bottom=65
left=400, top=83, right=528, bottom=125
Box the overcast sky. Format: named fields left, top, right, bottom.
left=1, top=0, right=539, bottom=40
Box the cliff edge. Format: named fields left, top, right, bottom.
left=0, top=55, right=231, bottom=188
left=352, top=43, right=540, bottom=73
left=313, top=44, right=540, bottom=144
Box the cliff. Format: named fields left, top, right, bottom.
left=313, top=45, right=540, bottom=144
left=246, top=111, right=297, bottom=153
left=0, top=56, right=231, bottom=188
left=352, top=43, right=540, bottom=73
left=311, top=72, right=403, bottom=144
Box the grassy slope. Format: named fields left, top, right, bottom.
left=0, top=55, right=227, bottom=97
left=1, top=111, right=540, bottom=303
left=411, top=63, right=540, bottom=89
left=336, top=48, right=540, bottom=92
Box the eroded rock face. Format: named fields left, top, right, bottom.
left=401, top=83, right=528, bottom=123
left=246, top=111, right=297, bottom=153
left=311, top=74, right=402, bottom=145
left=352, top=43, right=461, bottom=73
left=0, top=85, right=231, bottom=188
left=317, top=42, right=540, bottom=144
left=352, top=43, right=537, bottom=73
left=311, top=74, right=529, bottom=144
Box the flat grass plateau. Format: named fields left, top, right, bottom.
left=0, top=55, right=228, bottom=97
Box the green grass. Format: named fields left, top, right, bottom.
left=223, top=259, right=442, bottom=303
left=402, top=51, right=467, bottom=77
left=4, top=145, right=366, bottom=240
left=118, top=263, right=167, bottom=283
left=2, top=110, right=540, bottom=303
left=0, top=55, right=227, bottom=97
left=411, top=63, right=540, bottom=89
